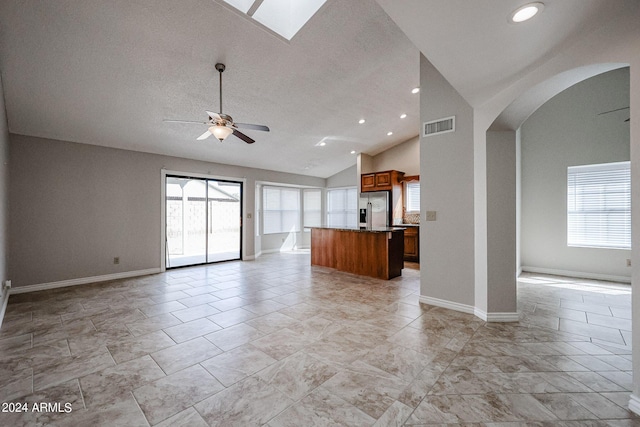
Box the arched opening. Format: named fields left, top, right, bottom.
left=484, top=61, right=633, bottom=387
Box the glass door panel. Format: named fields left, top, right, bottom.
left=207, top=181, right=241, bottom=262
left=166, top=177, right=207, bottom=268
left=166, top=175, right=242, bottom=268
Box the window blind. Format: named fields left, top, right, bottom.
left=303, top=189, right=322, bottom=228
left=263, top=186, right=300, bottom=234
left=567, top=161, right=631, bottom=249
left=406, top=182, right=420, bottom=212
left=326, top=187, right=357, bottom=228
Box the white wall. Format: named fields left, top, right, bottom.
left=9, top=134, right=324, bottom=288
left=486, top=130, right=517, bottom=313
left=327, top=164, right=357, bottom=188
left=0, top=76, right=9, bottom=302
left=371, top=136, right=419, bottom=176
left=521, top=68, right=631, bottom=281
left=419, top=54, right=475, bottom=308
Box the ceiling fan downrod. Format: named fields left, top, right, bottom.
left=215, top=63, right=225, bottom=114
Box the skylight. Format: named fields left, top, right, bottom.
left=220, top=0, right=328, bottom=41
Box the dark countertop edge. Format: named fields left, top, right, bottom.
left=310, top=227, right=406, bottom=233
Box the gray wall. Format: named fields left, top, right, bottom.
left=420, top=54, right=475, bottom=306
left=486, top=130, right=517, bottom=313
left=371, top=136, right=419, bottom=176
left=521, top=68, right=631, bottom=280
left=9, top=134, right=324, bottom=288
left=327, top=164, right=357, bottom=188
left=0, top=77, right=8, bottom=285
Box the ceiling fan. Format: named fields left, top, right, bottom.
left=598, top=106, right=630, bottom=122
left=164, top=63, right=270, bottom=144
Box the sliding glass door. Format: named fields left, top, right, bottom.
left=166, top=175, right=242, bottom=268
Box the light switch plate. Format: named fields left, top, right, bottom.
left=426, top=211, right=437, bottom=221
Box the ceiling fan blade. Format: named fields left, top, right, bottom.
left=197, top=130, right=212, bottom=140
left=206, top=111, right=222, bottom=120
left=164, top=119, right=208, bottom=124
left=232, top=129, right=255, bottom=144
left=597, top=106, right=630, bottom=116
left=234, top=122, right=270, bottom=132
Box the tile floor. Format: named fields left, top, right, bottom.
left=0, top=252, right=637, bottom=426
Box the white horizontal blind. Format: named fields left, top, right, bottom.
left=567, top=161, right=631, bottom=249
left=406, top=182, right=420, bottom=212
left=327, top=187, right=357, bottom=227
left=303, top=189, right=322, bottom=228
left=263, top=186, right=300, bottom=234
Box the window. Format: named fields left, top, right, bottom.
left=327, top=187, right=357, bottom=228
left=263, top=186, right=300, bottom=234
left=303, top=189, right=322, bottom=228
left=567, top=161, right=631, bottom=249
left=405, top=181, right=420, bottom=212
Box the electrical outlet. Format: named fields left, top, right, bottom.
left=113, top=257, right=120, bottom=265
left=627, top=259, right=632, bottom=267
left=426, top=211, right=437, bottom=221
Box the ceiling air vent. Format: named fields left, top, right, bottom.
left=423, top=116, right=455, bottom=137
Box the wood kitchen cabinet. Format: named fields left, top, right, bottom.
left=403, top=226, right=419, bottom=262
left=311, top=227, right=404, bottom=280
left=361, top=170, right=404, bottom=192
left=361, top=170, right=405, bottom=224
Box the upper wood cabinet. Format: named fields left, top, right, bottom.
left=361, top=173, right=376, bottom=190
left=361, top=170, right=404, bottom=192
left=361, top=170, right=405, bottom=224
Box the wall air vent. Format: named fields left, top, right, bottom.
left=423, top=116, right=455, bottom=137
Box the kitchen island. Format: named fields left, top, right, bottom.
left=310, top=227, right=404, bottom=280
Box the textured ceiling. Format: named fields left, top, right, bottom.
left=0, top=1, right=632, bottom=179
left=0, top=0, right=420, bottom=178
left=375, top=0, right=633, bottom=108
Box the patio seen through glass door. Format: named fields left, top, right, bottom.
left=165, top=176, right=242, bottom=268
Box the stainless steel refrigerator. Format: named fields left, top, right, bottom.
left=359, top=191, right=390, bottom=228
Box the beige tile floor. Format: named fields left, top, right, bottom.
left=0, top=252, right=637, bottom=426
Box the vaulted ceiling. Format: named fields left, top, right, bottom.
left=0, top=0, right=634, bottom=178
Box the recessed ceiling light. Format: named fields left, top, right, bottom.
left=400, top=113, right=407, bottom=119
left=411, top=87, right=420, bottom=94
left=350, top=150, right=356, bottom=154
left=358, top=119, right=366, bottom=124
left=510, top=2, right=544, bottom=23
left=387, top=131, right=393, bottom=136
left=319, top=142, right=326, bottom=146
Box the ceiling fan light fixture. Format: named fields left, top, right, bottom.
left=209, top=125, right=233, bottom=141
left=510, top=2, right=544, bottom=23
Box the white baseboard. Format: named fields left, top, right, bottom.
left=243, top=254, right=256, bottom=261
left=419, top=295, right=475, bottom=315
left=629, top=394, right=640, bottom=416
left=260, top=248, right=282, bottom=255
left=0, top=288, right=9, bottom=329
left=10, top=268, right=162, bottom=295
left=476, top=309, right=520, bottom=322
left=521, top=266, right=631, bottom=284
left=420, top=296, right=518, bottom=322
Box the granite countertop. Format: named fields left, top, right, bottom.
left=310, top=226, right=406, bottom=233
